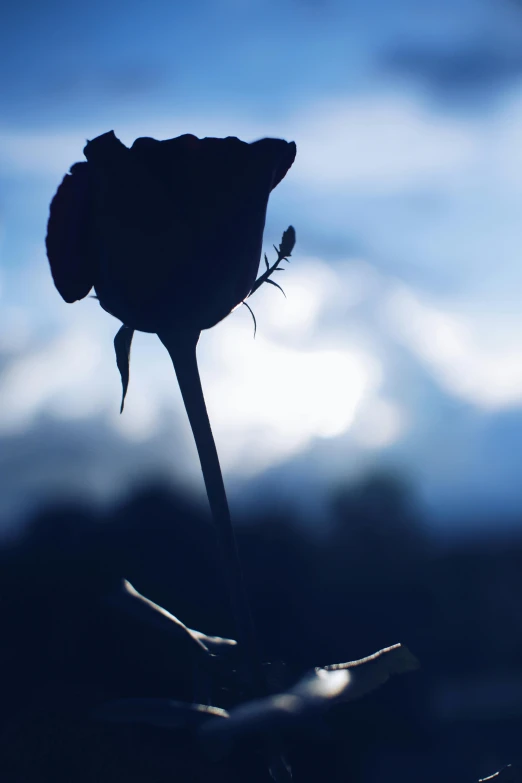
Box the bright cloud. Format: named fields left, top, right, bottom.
left=0, top=253, right=400, bottom=479
left=0, top=91, right=483, bottom=195
left=4, top=88, right=521, bottom=209
left=0, top=328, right=107, bottom=432
left=7, top=80, right=518, bottom=493
left=204, top=328, right=376, bottom=476
left=0, top=116, right=264, bottom=178
left=287, top=94, right=480, bottom=192
left=385, top=284, right=522, bottom=409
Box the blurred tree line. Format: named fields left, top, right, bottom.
left=0, top=472, right=521, bottom=781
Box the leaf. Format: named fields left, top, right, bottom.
left=188, top=628, right=238, bottom=658
left=479, top=767, right=522, bottom=782
left=323, top=642, right=419, bottom=673
left=200, top=643, right=419, bottom=745
left=114, top=324, right=134, bottom=413
left=321, top=642, right=420, bottom=700
left=94, top=644, right=418, bottom=743
left=265, top=279, right=286, bottom=298
left=95, top=698, right=229, bottom=729
left=105, top=579, right=217, bottom=668
left=93, top=644, right=417, bottom=771
left=278, top=226, right=296, bottom=259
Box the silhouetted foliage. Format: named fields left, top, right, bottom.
left=0, top=474, right=521, bottom=780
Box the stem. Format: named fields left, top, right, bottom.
left=159, top=328, right=265, bottom=697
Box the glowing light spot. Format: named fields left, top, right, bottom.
left=204, top=329, right=376, bottom=475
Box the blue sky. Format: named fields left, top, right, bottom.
left=2, top=0, right=522, bottom=533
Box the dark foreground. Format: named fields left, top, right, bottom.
left=0, top=476, right=521, bottom=781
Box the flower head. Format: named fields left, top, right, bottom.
left=46, top=131, right=296, bottom=333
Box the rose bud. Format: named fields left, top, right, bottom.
left=46, top=131, right=296, bottom=333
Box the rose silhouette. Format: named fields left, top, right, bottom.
left=45, top=132, right=296, bottom=781
left=46, top=130, right=296, bottom=333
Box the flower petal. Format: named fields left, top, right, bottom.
left=132, top=134, right=200, bottom=155
left=84, top=130, right=129, bottom=166
left=250, top=138, right=297, bottom=190
left=65, top=130, right=296, bottom=332
left=45, top=162, right=95, bottom=303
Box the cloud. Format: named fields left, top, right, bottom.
left=385, top=284, right=522, bottom=410
left=10, top=246, right=522, bottom=524
left=0, top=92, right=481, bottom=195
left=0, top=115, right=265, bottom=178
left=8, top=86, right=522, bottom=203
left=0, top=413, right=193, bottom=535
left=351, top=397, right=406, bottom=449
left=8, top=84, right=522, bottom=521
left=0, top=251, right=414, bottom=525
left=0, top=328, right=106, bottom=431
left=380, top=41, right=522, bottom=105
left=286, top=95, right=480, bottom=192
left=0, top=253, right=403, bottom=487
left=202, top=330, right=375, bottom=476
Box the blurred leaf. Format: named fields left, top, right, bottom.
left=105, top=579, right=219, bottom=669
left=479, top=766, right=522, bottom=782
left=188, top=628, right=238, bottom=658
left=95, top=698, right=229, bottom=729
left=96, top=643, right=418, bottom=757
left=114, top=324, right=134, bottom=413
left=200, top=643, right=419, bottom=745
left=278, top=226, right=296, bottom=259
left=321, top=642, right=420, bottom=700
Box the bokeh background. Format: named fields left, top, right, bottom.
left=3, top=3, right=522, bottom=780
left=4, top=0, right=522, bottom=534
